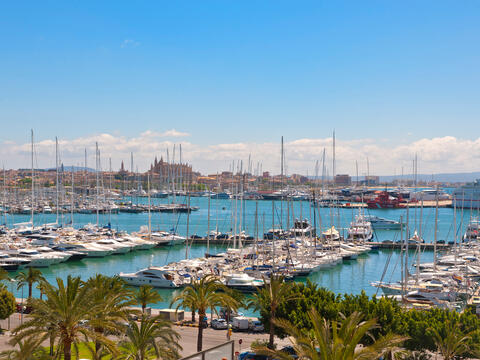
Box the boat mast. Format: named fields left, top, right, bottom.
left=147, top=173, right=151, bottom=237
left=71, top=165, right=74, bottom=226
left=332, top=130, right=335, bottom=187
left=55, top=137, right=59, bottom=224
left=3, top=166, right=6, bottom=226
left=280, top=136, right=284, bottom=230
left=416, top=199, right=423, bottom=285
left=207, top=187, right=211, bottom=255
left=31, top=129, right=34, bottom=227
left=95, top=142, right=99, bottom=227
left=433, top=186, right=439, bottom=270
left=109, top=157, right=112, bottom=226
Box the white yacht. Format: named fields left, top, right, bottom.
left=16, top=249, right=61, bottom=267
left=347, top=215, right=373, bottom=241
left=96, top=239, right=132, bottom=254
left=410, top=189, right=450, bottom=201
left=119, top=267, right=185, bottom=288
left=363, top=215, right=402, bottom=230
left=223, top=273, right=264, bottom=292
left=149, top=232, right=186, bottom=246
left=69, top=242, right=115, bottom=258
left=289, top=219, right=316, bottom=238
left=322, top=226, right=340, bottom=241
left=36, top=246, right=72, bottom=263
left=119, top=235, right=156, bottom=250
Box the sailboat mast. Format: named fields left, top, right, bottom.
left=280, top=136, right=284, bottom=230
left=56, top=137, right=59, bottom=224
left=332, top=130, right=335, bottom=187
left=147, top=173, right=151, bottom=236
left=31, top=129, right=34, bottom=226
left=207, top=190, right=211, bottom=255
left=96, top=142, right=99, bottom=227
left=433, top=186, right=439, bottom=270
left=71, top=166, right=74, bottom=225
left=3, top=166, right=6, bottom=226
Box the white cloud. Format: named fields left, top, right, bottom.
left=1, top=132, right=479, bottom=176
left=121, top=39, right=140, bottom=48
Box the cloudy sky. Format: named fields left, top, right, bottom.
left=3, top=130, right=480, bottom=177
left=1, top=1, right=479, bottom=175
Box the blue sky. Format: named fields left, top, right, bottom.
left=1, top=1, right=479, bottom=174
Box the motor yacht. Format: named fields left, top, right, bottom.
left=15, top=248, right=61, bottom=267
left=223, top=273, right=264, bottom=292
left=119, top=267, right=185, bottom=288
left=96, top=238, right=132, bottom=254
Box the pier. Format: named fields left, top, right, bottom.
left=188, top=238, right=453, bottom=250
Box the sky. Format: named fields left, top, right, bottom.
left=0, top=1, right=479, bottom=175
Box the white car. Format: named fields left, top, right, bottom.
left=249, top=320, right=264, bottom=332
left=211, top=318, right=228, bottom=330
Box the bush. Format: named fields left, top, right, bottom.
left=0, top=288, right=16, bottom=321
left=260, top=280, right=480, bottom=352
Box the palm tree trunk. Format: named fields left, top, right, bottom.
left=142, top=304, right=146, bottom=313
left=64, top=338, right=72, bottom=360
left=28, top=282, right=32, bottom=298
left=192, top=309, right=196, bottom=322
left=268, top=316, right=275, bottom=349
left=197, top=314, right=204, bottom=352
left=49, top=334, right=54, bottom=356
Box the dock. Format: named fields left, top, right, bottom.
left=319, top=200, right=453, bottom=209
left=188, top=238, right=452, bottom=250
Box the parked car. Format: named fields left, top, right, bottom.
left=280, top=346, right=298, bottom=358
left=211, top=318, right=228, bottom=330
left=238, top=352, right=268, bottom=360
left=249, top=320, right=264, bottom=332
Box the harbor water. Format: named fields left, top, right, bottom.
left=4, top=195, right=476, bottom=311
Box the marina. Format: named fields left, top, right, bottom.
left=2, top=191, right=479, bottom=312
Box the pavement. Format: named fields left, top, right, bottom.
left=0, top=312, right=289, bottom=358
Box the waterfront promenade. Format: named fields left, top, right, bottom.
left=0, top=308, right=285, bottom=357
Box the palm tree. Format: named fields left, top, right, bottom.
left=118, top=314, right=181, bottom=360
left=0, top=337, right=47, bottom=360
left=135, top=285, right=162, bottom=313
left=15, top=268, right=44, bottom=299
left=0, top=268, right=10, bottom=292
left=85, top=274, right=137, bottom=356
left=248, top=274, right=299, bottom=349
left=11, top=276, right=115, bottom=360
left=171, top=275, right=241, bottom=352
left=254, top=309, right=408, bottom=360
left=431, top=321, right=480, bottom=360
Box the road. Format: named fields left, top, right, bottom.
left=0, top=313, right=289, bottom=358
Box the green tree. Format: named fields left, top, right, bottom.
left=0, top=268, right=10, bottom=284
left=431, top=320, right=480, bottom=360
left=0, top=288, right=16, bottom=321
left=135, top=285, right=162, bottom=313
left=118, top=314, right=181, bottom=360
left=11, top=276, right=115, bottom=360
left=255, top=309, right=408, bottom=360
left=0, top=337, right=47, bottom=360
left=248, top=274, right=299, bottom=349
left=15, top=268, right=45, bottom=299
left=85, top=275, right=136, bottom=356
left=171, top=275, right=241, bottom=352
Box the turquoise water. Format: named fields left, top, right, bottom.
left=4, top=196, right=477, bottom=311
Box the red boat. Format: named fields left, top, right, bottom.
left=367, top=191, right=403, bottom=209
